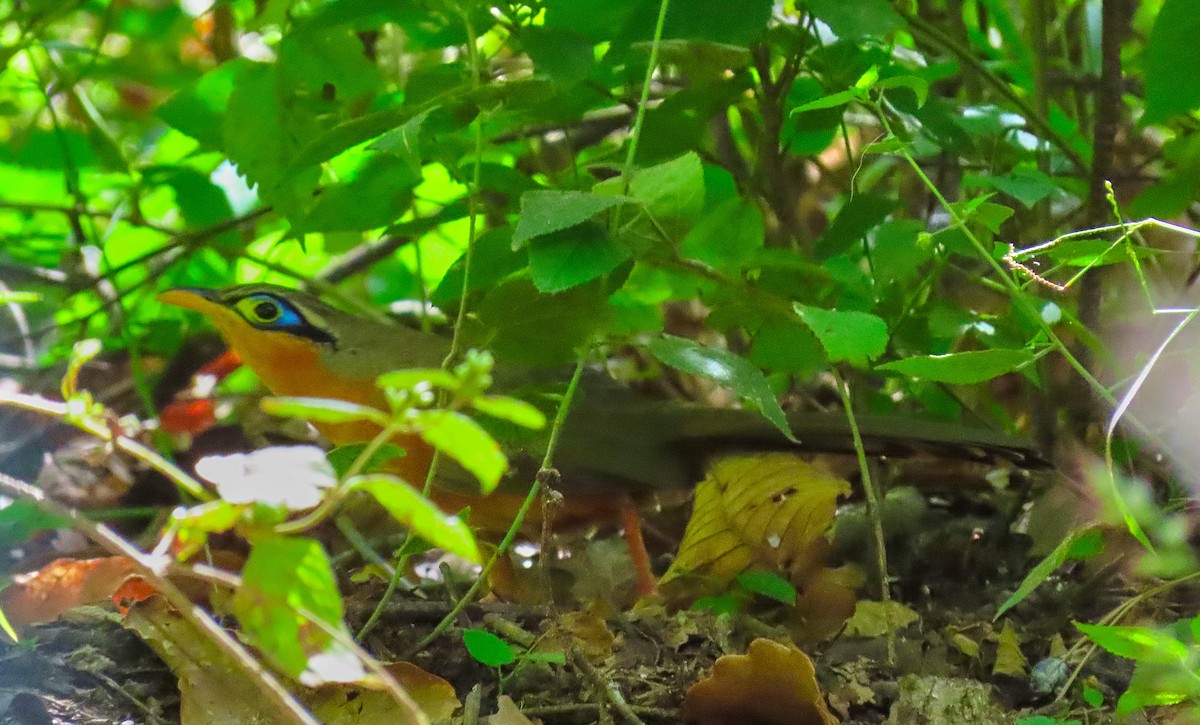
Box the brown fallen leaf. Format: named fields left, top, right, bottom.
left=0, top=556, right=136, bottom=629
left=484, top=695, right=541, bottom=725
left=683, top=637, right=839, bottom=725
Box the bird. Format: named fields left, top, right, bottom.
left=158, top=283, right=1046, bottom=593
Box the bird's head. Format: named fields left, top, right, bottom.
left=157, top=284, right=353, bottom=396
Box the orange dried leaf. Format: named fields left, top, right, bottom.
left=0, top=556, right=136, bottom=628
left=684, top=638, right=839, bottom=725
left=661, top=454, right=851, bottom=602
left=112, top=576, right=159, bottom=615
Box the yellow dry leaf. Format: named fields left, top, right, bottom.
left=843, top=600, right=920, bottom=638
left=992, top=621, right=1027, bottom=677
left=948, top=630, right=982, bottom=659
left=683, top=638, right=839, bottom=725
left=660, top=454, right=851, bottom=603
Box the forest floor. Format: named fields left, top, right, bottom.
left=0, top=457, right=1168, bottom=725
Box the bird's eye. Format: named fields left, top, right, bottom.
left=253, top=301, right=279, bottom=321
left=235, top=295, right=291, bottom=325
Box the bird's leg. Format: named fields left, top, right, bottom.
left=620, top=499, right=658, bottom=597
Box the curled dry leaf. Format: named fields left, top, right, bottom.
left=0, top=556, right=136, bottom=629
left=683, top=638, right=839, bottom=725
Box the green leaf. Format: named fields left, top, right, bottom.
left=0, top=500, right=68, bottom=549
left=300, top=153, right=419, bottom=232
left=804, top=0, right=903, bottom=38
left=156, top=59, right=247, bottom=149
left=528, top=223, right=631, bottom=293
left=793, top=305, right=889, bottom=367
left=1145, top=0, right=1200, bottom=123
left=477, top=279, right=608, bottom=365
left=514, top=191, right=629, bottom=246
left=749, top=318, right=825, bottom=376
left=871, top=219, right=929, bottom=287
left=629, top=152, right=706, bottom=236
left=691, top=594, right=742, bottom=616
left=681, top=197, right=764, bottom=270
left=261, top=397, right=389, bottom=426
left=416, top=410, right=506, bottom=491
left=815, top=194, right=895, bottom=259
left=876, top=75, right=929, bottom=107
left=877, top=349, right=1034, bottom=384
left=790, top=89, right=859, bottom=114
left=0, top=605, right=17, bottom=643
left=648, top=335, right=794, bottom=441
left=1076, top=623, right=1191, bottom=665
left=523, top=26, right=595, bottom=86
left=735, top=570, right=797, bottom=605
left=325, top=443, right=407, bottom=479
left=1082, top=686, right=1104, bottom=708
left=463, top=629, right=516, bottom=667
left=471, top=396, right=547, bottom=429
left=351, top=474, right=480, bottom=562
left=996, top=527, right=1102, bottom=619
left=969, top=169, right=1060, bottom=209
left=233, top=536, right=363, bottom=684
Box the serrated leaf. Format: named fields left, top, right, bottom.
left=471, top=396, right=546, bottom=429
left=350, top=474, right=480, bottom=562
left=648, top=335, right=794, bottom=441
left=463, top=629, right=515, bottom=667
left=416, top=410, right=506, bottom=491
left=261, top=397, right=389, bottom=426
left=877, top=349, right=1034, bottom=384
left=793, top=305, right=889, bottom=367
left=514, top=191, right=629, bottom=246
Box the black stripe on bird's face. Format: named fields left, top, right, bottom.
left=221, top=287, right=339, bottom=348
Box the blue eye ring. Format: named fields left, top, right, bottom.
left=235, top=294, right=303, bottom=328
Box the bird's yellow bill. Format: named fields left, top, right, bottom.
left=157, top=288, right=220, bottom=314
